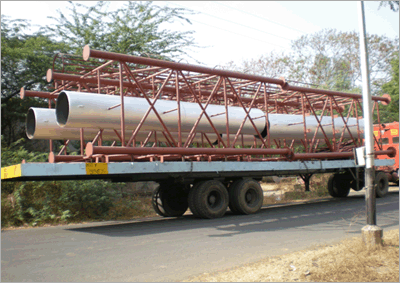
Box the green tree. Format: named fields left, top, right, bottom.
left=379, top=55, right=399, bottom=123
left=229, top=29, right=398, bottom=96
left=289, top=29, right=398, bottom=94
left=1, top=17, right=71, bottom=146
left=1, top=2, right=197, bottom=147
left=47, top=1, right=196, bottom=59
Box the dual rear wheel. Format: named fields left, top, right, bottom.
left=153, top=178, right=264, bottom=219
left=152, top=181, right=189, bottom=217
left=327, top=171, right=389, bottom=198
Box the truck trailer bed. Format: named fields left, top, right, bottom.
left=1, top=159, right=394, bottom=182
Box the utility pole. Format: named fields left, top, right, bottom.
left=357, top=1, right=382, bottom=247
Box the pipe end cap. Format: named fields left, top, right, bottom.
left=387, top=146, right=397, bottom=158
left=20, top=87, right=26, bottom=99
left=86, top=142, right=94, bottom=157
left=83, top=45, right=91, bottom=61
left=48, top=152, right=55, bottom=163
left=381, top=94, right=391, bottom=106
left=46, top=69, right=53, bottom=83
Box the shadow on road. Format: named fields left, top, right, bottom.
left=67, top=191, right=399, bottom=238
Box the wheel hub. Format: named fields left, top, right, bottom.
left=208, top=195, right=216, bottom=205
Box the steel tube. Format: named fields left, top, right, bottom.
left=54, top=91, right=362, bottom=140
left=26, top=108, right=133, bottom=141
left=293, top=152, right=353, bottom=160
left=20, top=88, right=58, bottom=99
left=55, top=91, right=266, bottom=136
left=27, top=108, right=224, bottom=144
left=293, top=148, right=395, bottom=161
left=85, top=142, right=292, bottom=157
left=267, top=114, right=363, bottom=139
left=284, top=84, right=390, bottom=104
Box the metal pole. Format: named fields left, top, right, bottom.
left=358, top=1, right=376, bottom=225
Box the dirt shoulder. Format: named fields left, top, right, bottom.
left=183, top=229, right=399, bottom=282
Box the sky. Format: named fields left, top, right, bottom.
left=1, top=1, right=399, bottom=67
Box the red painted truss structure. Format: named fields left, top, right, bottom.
left=21, top=45, right=395, bottom=163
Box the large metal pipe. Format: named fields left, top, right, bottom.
left=55, top=91, right=267, bottom=136
left=268, top=114, right=364, bottom=139
left=26, top=108, right=136, bottom=141
left=28, top=107, right=260, bottom=146
left=55, top=91, right=363, bottom=141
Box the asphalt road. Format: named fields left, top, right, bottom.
left=2, top=187, right=398, bottom=282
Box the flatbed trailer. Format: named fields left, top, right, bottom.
left=3, top=46, right=397, bottom=219
left=1, top=158, right=395, bottom=219
left=1, top=160, right=395, bottom=183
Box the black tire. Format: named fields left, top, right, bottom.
left=188, top=182, right=202, bottom=217
left=350, top=178, right=364, bottom=191
left=152, top=182, right=189, bottom=217
left=327, top=174, right=351, bottom=198
left=375, top=171, right=389, bottom=198
left=190, top=180, right=229, bottom=219
left=152, top=186, right=168, bottom=217
left=230, top=179, right=263, bottom=215
left=228, top=180, right=242, bottom=214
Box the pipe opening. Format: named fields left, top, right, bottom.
left=56, top=92, right=69, bottom=126
left=254, top=123, right=269, bottom=139
left=26, top=108, right=36, bottom=139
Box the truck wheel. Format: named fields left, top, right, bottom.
left=190, top=180, right=229, bottom=219
left=375, top=171, right=389, bottom=198
left=228, top=180, right=241, bottom=214
left=152, top=182, right=189, bottom=217
left=152, top=186, right=168, bottom=217
left=230, top=179, right=263, bottom=215
left=327, top=174, right=351, bottom=198
left=188, top=182, right=202, bottom=217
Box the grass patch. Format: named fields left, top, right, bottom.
left=183, top=229, right=399, bottom=282
left=262, top=174, right=332, bottom=205
left=104, top=194, right=156, bottom=220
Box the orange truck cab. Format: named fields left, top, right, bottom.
left=374, top=121, right=399, bottom=184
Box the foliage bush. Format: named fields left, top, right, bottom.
left=1, top=137, right=155, bottom=228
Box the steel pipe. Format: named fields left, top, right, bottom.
left=55, top=91, right=363, bottom=141
left=26, top=108, right=131, bottom=141
left=293, top=148, right=396, bottom=161
left=283, top=84, right=391, bottom=104
left=267, top=114, right=364, bottom=139
left=27, top=107, right=228, bottom=144
left=20, top=88, right=58, bottom=99
left=55, top=91, right=266, bottom=135
left=85, top=142, right=293, bottom=157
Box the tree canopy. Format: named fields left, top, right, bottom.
left=47, top=1, right=196, bottom=59
left=1, top=2, right=196, bottom=147
left=379, top=54, right=399, bottom=123
left=1, top=17, right=70, bottom=146
left=228, top=29, right=398, bottom=95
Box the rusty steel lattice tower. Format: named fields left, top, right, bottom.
left=22, top=45, right=394, bottom=164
